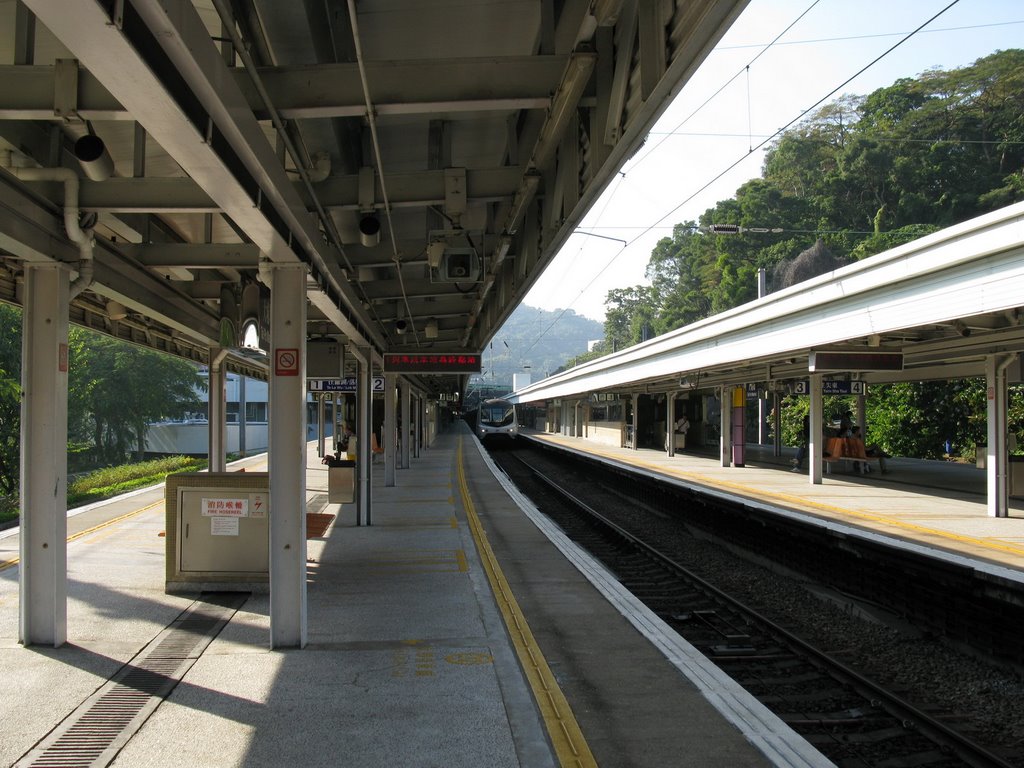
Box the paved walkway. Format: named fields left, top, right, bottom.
left=0, top=436, right=553, bottom=768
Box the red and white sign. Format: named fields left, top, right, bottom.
left=201, top=498, right=249, bottom=517
left=275, top=348, right=299, bottom=376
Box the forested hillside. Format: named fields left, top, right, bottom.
left=479, top=304, right=603, bottom=392
left=598, top=50, right=1024, bottom=458
left=603, top=49, right=1024, bottom=348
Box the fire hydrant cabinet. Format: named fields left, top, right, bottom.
left=165, top=471, right=270, bottom=593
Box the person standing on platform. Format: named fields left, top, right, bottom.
left=671, top=413, right=690, bottom=451
left=839, top=410, right=854, bottom=437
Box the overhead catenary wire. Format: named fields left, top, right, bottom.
left=520, top=0, right=965, bottom=360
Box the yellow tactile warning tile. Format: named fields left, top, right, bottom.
left=457, top=437, right=597, bottom=768
left=360, top=548, right=469, bottom=573
left=531, top=434, right=1024, bottom=568
left=0, top=500, right=163, bottom=572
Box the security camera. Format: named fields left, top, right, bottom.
left=395, top=319, right=408, bottom=335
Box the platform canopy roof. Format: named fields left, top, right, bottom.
left=510, top=201, right=1024, bottom=403
left=0, top=0, right=748, bottom=394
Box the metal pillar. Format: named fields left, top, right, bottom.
left=719, top=388, right=731, bottom=467
left=986, top=354, right=1014, bottom=517
left=207, top=348, right=227, bottom=472
left=354, top=346, right=372, bottom=525
left=626, top=393, right=634, bottom=448
left=809, top=373, right=823, bottom=485
left=316, top=393, right=326, bottom=458
left=384, top=373, right=396, bottom=486
left=772, top=391, right=782, bottom=457
left=19, top=265, right=70, bottom=647
left=666, top=394, right=676, bottom=457
left=238, top=374, right=247, bottom=457
left=400, top=381, right=411, bottom=468
left=415, top=396, right=424, bottom=456
left=731, top=386, right=746, bottom=467
left=331, top=392, right=339, bottom=453
left=267, top=264, right=307, bottom=649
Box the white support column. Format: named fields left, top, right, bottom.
left=207, top=348, right=227, bottom=473
left=267, top=264, right=307, bottom=649
left=719, top=388, right=731, bottom=467
left=19, top=265, right=70, bottom=647
left=631, top=393, right=639, bottom=449
left=238, top=375, right=248, bottom=457
left=315, top=393, right=326, bottom=458
left=986, top=354, right=1014, bottom=517
left=416, top=396, right=424, bottom=455
left=809, top=373, right=823, bottom=485
left=355, top=347, right=372, bottom=525
left=384, top=373, right=397, bottom=486
left=331, top=393, right=340, bottom=453
left=400, top=381, right=411, bottom=468
left=772, top=391, right=782, bottom=457
left=666, top=394, right=676, bottom=457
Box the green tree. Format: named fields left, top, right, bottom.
left=72, top=333, right=204, bottom=463
left=0, top=304, right=21, bottom=494
left=604, top=286, right=657, bottom=350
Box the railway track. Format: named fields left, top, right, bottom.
left=492, top=445, right=1018, bottom=768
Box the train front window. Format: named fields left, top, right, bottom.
left=480, top=404, right=514, bottom=427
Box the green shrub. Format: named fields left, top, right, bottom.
left=68, top=455, right=207, bottom=507
left=0, top=495, right=17, bottom=526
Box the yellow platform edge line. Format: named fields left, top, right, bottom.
left=456, top=437, right=597, bottom=768
left=562, top=438, right=1024, bottom=559
left=0, top=499, right=163, bottom=572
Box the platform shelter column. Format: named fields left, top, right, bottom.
left=207, top=347, right=227, bottom=472
left=384, top=373, right=396, bottom=486
left=267, top=263, right=307, bottom=649
left=352, top=346, right=373, bottom=525
left=719, top=387, right=731, bottom=467
left=19, top=264, right=70, bottom=647
left=415, top=395, right=424, bottom=456
left=986, top=354, right=1014, bottom=517
left=630, top=394, right=639, bottom=448
left=809, top=373, right=823, bottom=485
left=666, top=394, right=676, bottom=457
left=400, top=380, right=411, bottom=469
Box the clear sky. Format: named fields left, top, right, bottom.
left=523, top=0, right=1024, bottom=323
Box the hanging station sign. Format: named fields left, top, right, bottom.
left=308, top=376, right=385, bottom=393
left=383, top=353, right=482, bottom=374
left=809, top=351, right=903, bottom=372
left=792, top=380, right=867, bottom=396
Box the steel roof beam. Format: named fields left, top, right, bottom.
left=15, top=167, right=523, bottom=214
left=0, top=57, right=571, bottom=121
left=121, top=243, right=261, bottom=269
left=21, top=0, right=378, bottom=351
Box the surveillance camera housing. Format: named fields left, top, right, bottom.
left=395, top=319, right=408, bottom=335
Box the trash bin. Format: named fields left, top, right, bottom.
left=1010, top=455, right=1024, bottom=499
left=326, top=458, right=356, bottom=503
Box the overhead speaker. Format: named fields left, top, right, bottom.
left=440, top=248, right=479, bottom=282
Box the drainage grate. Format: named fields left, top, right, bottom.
left=16, top=593, right=247, bottom=768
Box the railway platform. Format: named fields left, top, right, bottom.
left=0, top=422, right=826, bottom=768
left=522, top=431, right=1024, bottom=577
